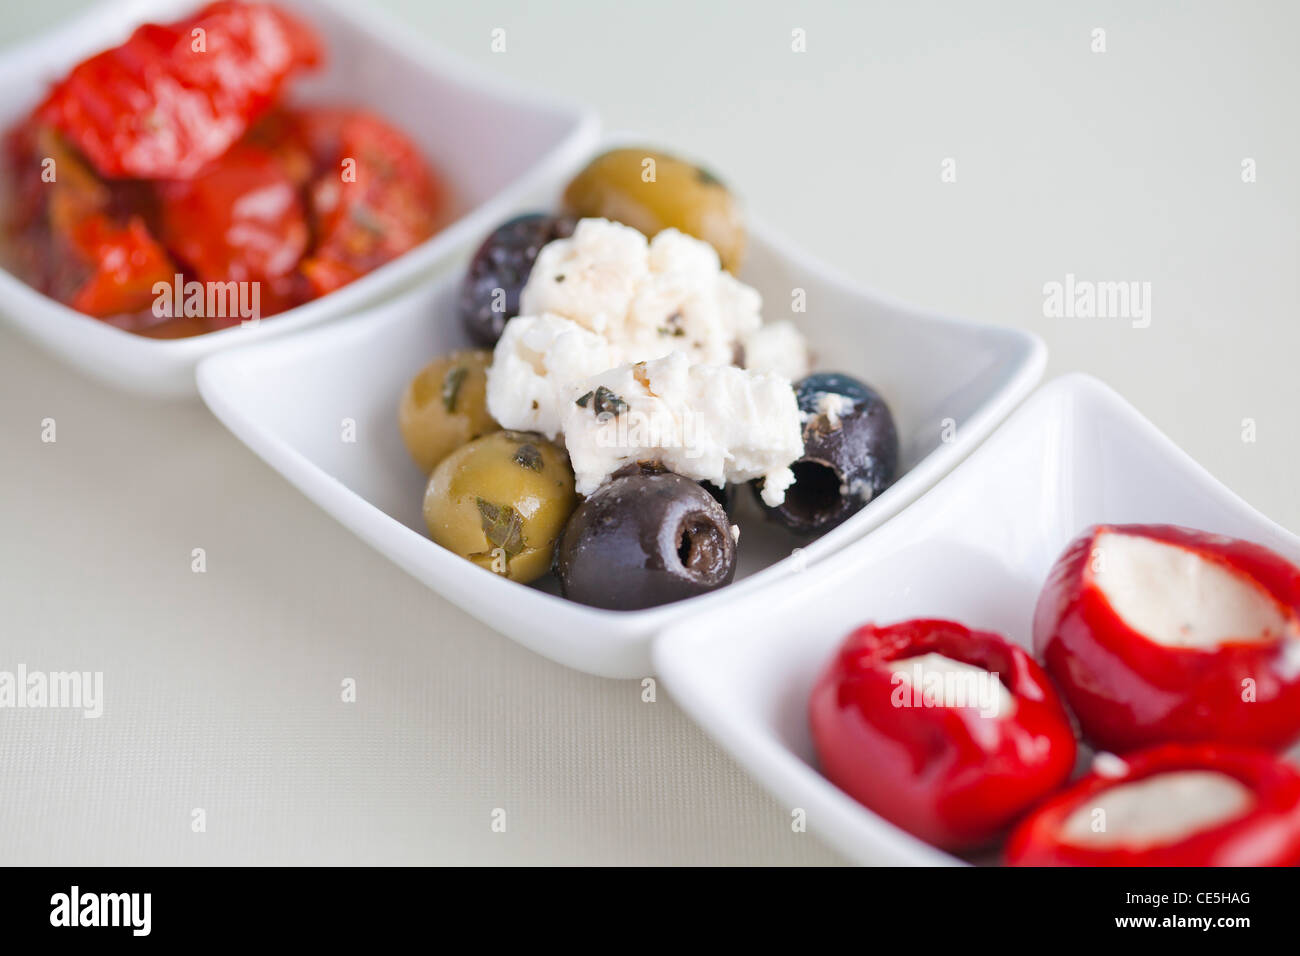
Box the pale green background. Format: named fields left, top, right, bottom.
left=0, top=1, right=1296, bottom=864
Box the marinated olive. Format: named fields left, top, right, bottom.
left=399, top=349, right=498, bottom=473
left=562, top=148, right=746, bottom=274
left=753, top=372, right=898, bottom=534
left=703, top=481, right=734, bottom=513
left=424, top=430, right=576, bottom=583
left=458, top=213, right=577, bottom=346
left=555, top=470, right=737, bottom=610
left=610, top=460, right=733, bottom=512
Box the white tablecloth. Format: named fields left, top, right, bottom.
left=1, top=0, right=1296, bottom=865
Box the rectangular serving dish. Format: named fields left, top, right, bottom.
left=654, top=373, right=1300, bottom=864
left=0, top=0, right=598, bottom=396
left=197, top=161, right=1045, bottom=677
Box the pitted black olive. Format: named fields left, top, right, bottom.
left=555, top=471, right=737, bottom=610
left=458, top=213, right=577, bottom=346
left=609, top=460, right=733, bottom=512
left=702, top=481, right=734, bottom=512
left=753, top=372, right=898, bottom=534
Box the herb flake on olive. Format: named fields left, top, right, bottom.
left=753, top=372, right=899, bottom=534
left=441, top=365, right=468, bottom=412
left=511, top=442, right=544, bottom=472
left=474, top=497, right=526, bottom=558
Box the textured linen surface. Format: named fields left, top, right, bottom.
left=1, top=0, right=1297, bottom=865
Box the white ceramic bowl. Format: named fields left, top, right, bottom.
left=197, top=190, right=1044, bottom=678
left=0, top=0, right=598, bottom=396
left=653, top=373, right=1300, bottom=865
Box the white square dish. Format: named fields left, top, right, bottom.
left=197, top=192, right=1044, bottom=678
left=653, top=373, right=1300, bottom=865
left=0, top=0, right=598, bottom=397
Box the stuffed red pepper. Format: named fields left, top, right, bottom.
left=1006, top=743, right=1300, bottom=866
left=1035, top=524, right=1300, bottom=752
left=809, top=618, right=1077, bottom=850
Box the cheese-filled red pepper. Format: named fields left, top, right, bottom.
left=1034, top=524, right=1300, bottom=752
left=809, top=619, right=1077, bottom=850
left=1005, top=744, right=1300, bottom=866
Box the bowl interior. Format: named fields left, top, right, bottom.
left=218, top=227, right=1042, bottom=578
left=198, top=180, right=1043, bottom=677
left=654, top=374, right=1300, bottom=864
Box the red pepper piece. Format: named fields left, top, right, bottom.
left=4, top=122, right=174, bottom=317
left=155, top=141, right=310, bottom=319
left=38, top=1, right=320, bottom=180
left=291, top=107, right=447, bottom=297
left=66, top=214, right=175, bottom=317
left=809, top=618, right=1077, bottom=851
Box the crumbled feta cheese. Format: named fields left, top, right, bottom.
left=559, top=351, right=803, bottom=501
left=486, top=313, right=616, bottom=438
left=490, top=218, right=811, bottom=503
left=518, top=218, right=648, bottom=340
left=801, top=391, right=856, bottom=430
left=742, top=320, right=811, bottom=380
left=520, top=218, right=765, bottom=367
left=758, top=465, right=796, bottom=507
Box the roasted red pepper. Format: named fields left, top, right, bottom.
left=65, top=215, right=175, bottom=318
left=809, top=619, right=1077, bottom=850
left=1035, top=524, right=1300, bottom=753
left=1006, top=744, right=1300, bottom=866
left=156, top=141, right=310, bottom=320
left=3, top=123, right=174, bottom=317
left=3, top=4, right=448, bottom=336
left=38, top=1, right=320, bottom=180
left=292, top=108, right=448, bottom=296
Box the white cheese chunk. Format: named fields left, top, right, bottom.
left=801, top=390, right=856, bottom=430
left=1092, top=531, right=1289, bottom=648
left=888, top=652, right=1014, bottom=719
left=742, top=320, right=811, bottom=380
left=1061, top=771, right=1254, bottom=848
left=520, top=218, right=766, bottom=367
left=485, top=314, right=616, bottom=438
left=559, top=350, right=803, bottom=501
left=518, top=217, right=648, bottom=341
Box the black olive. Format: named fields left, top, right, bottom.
left=609, top=460, right=733, bottom=512
left=555, top=471, right=737, bottom=610
left=458, top=213, right=577, bottom=346
left=702, top=481, right=734, bottom=512
left=753, top=372, right=898, bottom=534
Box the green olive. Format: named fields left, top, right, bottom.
left=423, top=431, right=576, bottom=584
left=399, top=349, right=498, bottom=473
left=562, top=148, right=746, bottom=273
